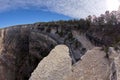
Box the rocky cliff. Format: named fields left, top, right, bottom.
left=0, top=20, right=119, bottom=80
left=29, top=45, right=71, bottom=80
left=30, top=45, right=120, bottom=80
left=0, top=26, right=58, bottom=80
left=0, top=22, right=94, bottom=79
left=0, top=23, right=91, bottom=80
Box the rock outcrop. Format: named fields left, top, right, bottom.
left=0, top=23, right=89, bottom=80
left=68, top=46, right=120, bottom=80
left=71, top=47, right=110, bottom=80
left=29, top=45, right=71, bottom=80
left=29, top=46, right=120, bottom=80
left=0, top=23, right=93, bottom=80
left=0, top=20, right=120, bottom=80
left=108, top=45, right=120, bottom=80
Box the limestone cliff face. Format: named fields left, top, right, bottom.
left=29, top=45, right=71, bottom=80
left=71, top=46, right=120, bottom=80
left=69, top=46, right=120, bottom=80
left=0, top=23, right=88, bottom=80
left=29, top=45, right=120, bottom=80
left=71, top=47, right=110, bottom=80
left=0, top=22, right=120, bottom=80
left=0, top=23, right=92, bottom=80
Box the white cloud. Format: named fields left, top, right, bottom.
left=0, top=0, right=119, bottom=18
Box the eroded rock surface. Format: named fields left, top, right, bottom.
left=29, top=45, right=71, bottom=80
left=0, top=24, right=92, bottom=80
left=71, top=47, right=110, bottom=80
left=30, top=46, right=120, bottom=80
left=0, top=21, right=120, bottom=80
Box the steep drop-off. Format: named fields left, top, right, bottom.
left=0, top=19, right=120, bottom=80
left=0, top=26, right=58, bottom=80
left=0, top=23, right=91, bottom=80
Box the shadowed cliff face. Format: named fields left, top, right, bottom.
left=0, top=26, right=58, bottom=80
left=2, top=21, right=110, bottom=80
left=0, top=23, right=91, bottom=80
left=1, top=21, right=119, bottom=80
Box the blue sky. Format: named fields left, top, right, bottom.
left=0, top=9, right=71, bottom=27
left=0, top=0, right=120, bottom=27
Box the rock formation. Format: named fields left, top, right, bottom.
left=29, top=45, right=71, bottom=80
left=29, top=45, right=120, bottom=80
left=71, top=47, right=110, bottom=80
left=0, top=19, right=120, bottom=80
left=70, top=46, right=120, bottom=80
